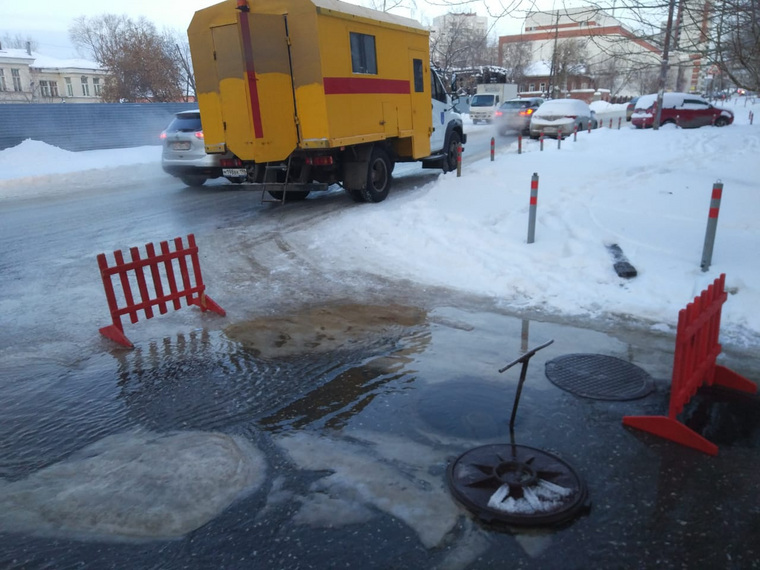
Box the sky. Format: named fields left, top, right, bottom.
left=1, top=98, right=759, bottom=352
left=2, top=0, right=540, bottom=59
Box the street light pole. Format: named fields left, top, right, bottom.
left=654, top=0, right=677, bottom=130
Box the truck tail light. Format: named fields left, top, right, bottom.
left=305, top=155, right=334, bottom=166
left=220, top=158, right=243, bottom=167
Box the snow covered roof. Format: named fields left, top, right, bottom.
left=0, top=48, right=102, bottom=71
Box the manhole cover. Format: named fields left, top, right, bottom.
left=545, top=354, right=653, bottom=400
left=447, top=444, right=589, bottom=527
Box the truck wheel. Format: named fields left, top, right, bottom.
left=360, top=147, right=392, bottom=203
left=444, top=131, right=461, bottom=173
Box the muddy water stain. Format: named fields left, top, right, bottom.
left=224, top=303, right=427, bottom=359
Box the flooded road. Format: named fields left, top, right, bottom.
left=1, top=135, right=758, bottom=567
left=2, top=299, right=758, bottom=569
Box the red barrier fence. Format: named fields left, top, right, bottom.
left=623, top=274, right=757, bottom=455
left=98, top=234, right=225, bottom=348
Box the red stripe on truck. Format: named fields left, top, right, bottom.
left=238, top=11, right=264, bottom=139
left=324, top=77, right=410, bottom=95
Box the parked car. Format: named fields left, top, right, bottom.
left=631, top=93, right=734, bottom=129
left=494, top=97, right=545, bottom=135
left=529, top=99, right=597, bottom=139
left=625, top=97, right=639, bottom=121
left=160, top=109, right=238, bottom=187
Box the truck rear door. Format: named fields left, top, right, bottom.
left=212, top=13, right=299, bottom=163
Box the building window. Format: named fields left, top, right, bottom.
left=539, top=82, right=546, bottom=92
left=0, top=69, right=6, bottom=91
left=93, top=77, right=102, bottom=96
left=81, top=76, right=90, bottom=96
left=581, top=81, right=588, bottom=89
left=529, top=83, right=535, bottom=91
left=40, top=80, right=51, bottom=97
left=349, top=32, right=377, bottom=74
left=65, top=77, right=73, bottom=96
left=12, top=68, right=22, bottom=91
left=50, top=81, right=59, bottom=97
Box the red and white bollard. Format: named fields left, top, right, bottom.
left=518, top=133, right=522, bottom=154
left=557, top=127, right=562, bottom=149
left=527, top=173, right=539, bottom=244
left=490, top=137, right=495, bottom=161
left=618, top=117, right=622, bottom=129
left=456, top=143, right=462, bottom=177
left=701, top=181, right=723, bottom=271
left=573, top=124, right=578, bottom=141
left=609, top=118, right=613, bottom=129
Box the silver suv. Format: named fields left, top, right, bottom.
left=160, top=110, right=232, bottom=187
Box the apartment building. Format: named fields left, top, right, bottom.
left=499, top=6, right=675, bottom=98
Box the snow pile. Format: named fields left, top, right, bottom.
left=1, top=99, right=758, bottom=349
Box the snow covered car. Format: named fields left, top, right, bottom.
left=529, top=99, right=597, bottom=139
left=494, top=97, right=545, bottom=136
left=160, top=109, right=238, bottom=187
left=631, top=93, right=734, bottom=129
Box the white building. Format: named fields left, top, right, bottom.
left=0, top=44, right=107, bottom=104
left=499, top=6, right=678, bottom=98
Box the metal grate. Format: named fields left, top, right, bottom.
left=545, top=354, right=653, bottom=401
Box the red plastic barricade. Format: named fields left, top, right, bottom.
left=623, top=274, right=757, bottom=455
left=98, top=234, right=225, bottom=348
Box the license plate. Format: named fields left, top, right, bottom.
left=171, top=142, right=191, bottom=150
left=223, top=168, right=247, bottom=177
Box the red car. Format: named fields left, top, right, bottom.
left=631, top=93, right=734, bottom=128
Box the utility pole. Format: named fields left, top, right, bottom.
left=654, top=0, right=677, bottom=130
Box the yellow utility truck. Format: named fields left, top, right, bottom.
left=187, top=0, right=466, bottom=203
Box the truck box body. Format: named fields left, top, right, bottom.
left=188, top=0, right=435, bottom=165
left=469, top=83, right=519, bottom=123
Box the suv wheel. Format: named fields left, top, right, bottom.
left=180, top=175, right=207, bottom=187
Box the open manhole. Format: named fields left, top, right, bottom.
left=447, top=444, right=589, bottom=527
left=545, top=354, right=654, bottom=400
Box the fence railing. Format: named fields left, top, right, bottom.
left=623, top=274, right=757, bottom=455
left=98, top=234, right=224, bottom=348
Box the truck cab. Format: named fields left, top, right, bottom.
left=469, top=92, right=500, bottom=124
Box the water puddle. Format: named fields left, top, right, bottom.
left=1, top=301, right=758, bottom=569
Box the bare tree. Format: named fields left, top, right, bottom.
left=499, top=40, right=531, bottom=85
left=712, top=0, right=760, bottom=91
left=69, top=15, right=184, bottom=102
left=365, top=0, right=417, bottom=12
left=551, top=38, right=589, bottom=94
left=0, top=33, right=39, bottom=52
left=430, top=13, right=490, bottom=75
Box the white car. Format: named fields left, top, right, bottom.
left=529, top=99, right=597, bottom=139
left=160, top=109, right=243, bottom=187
